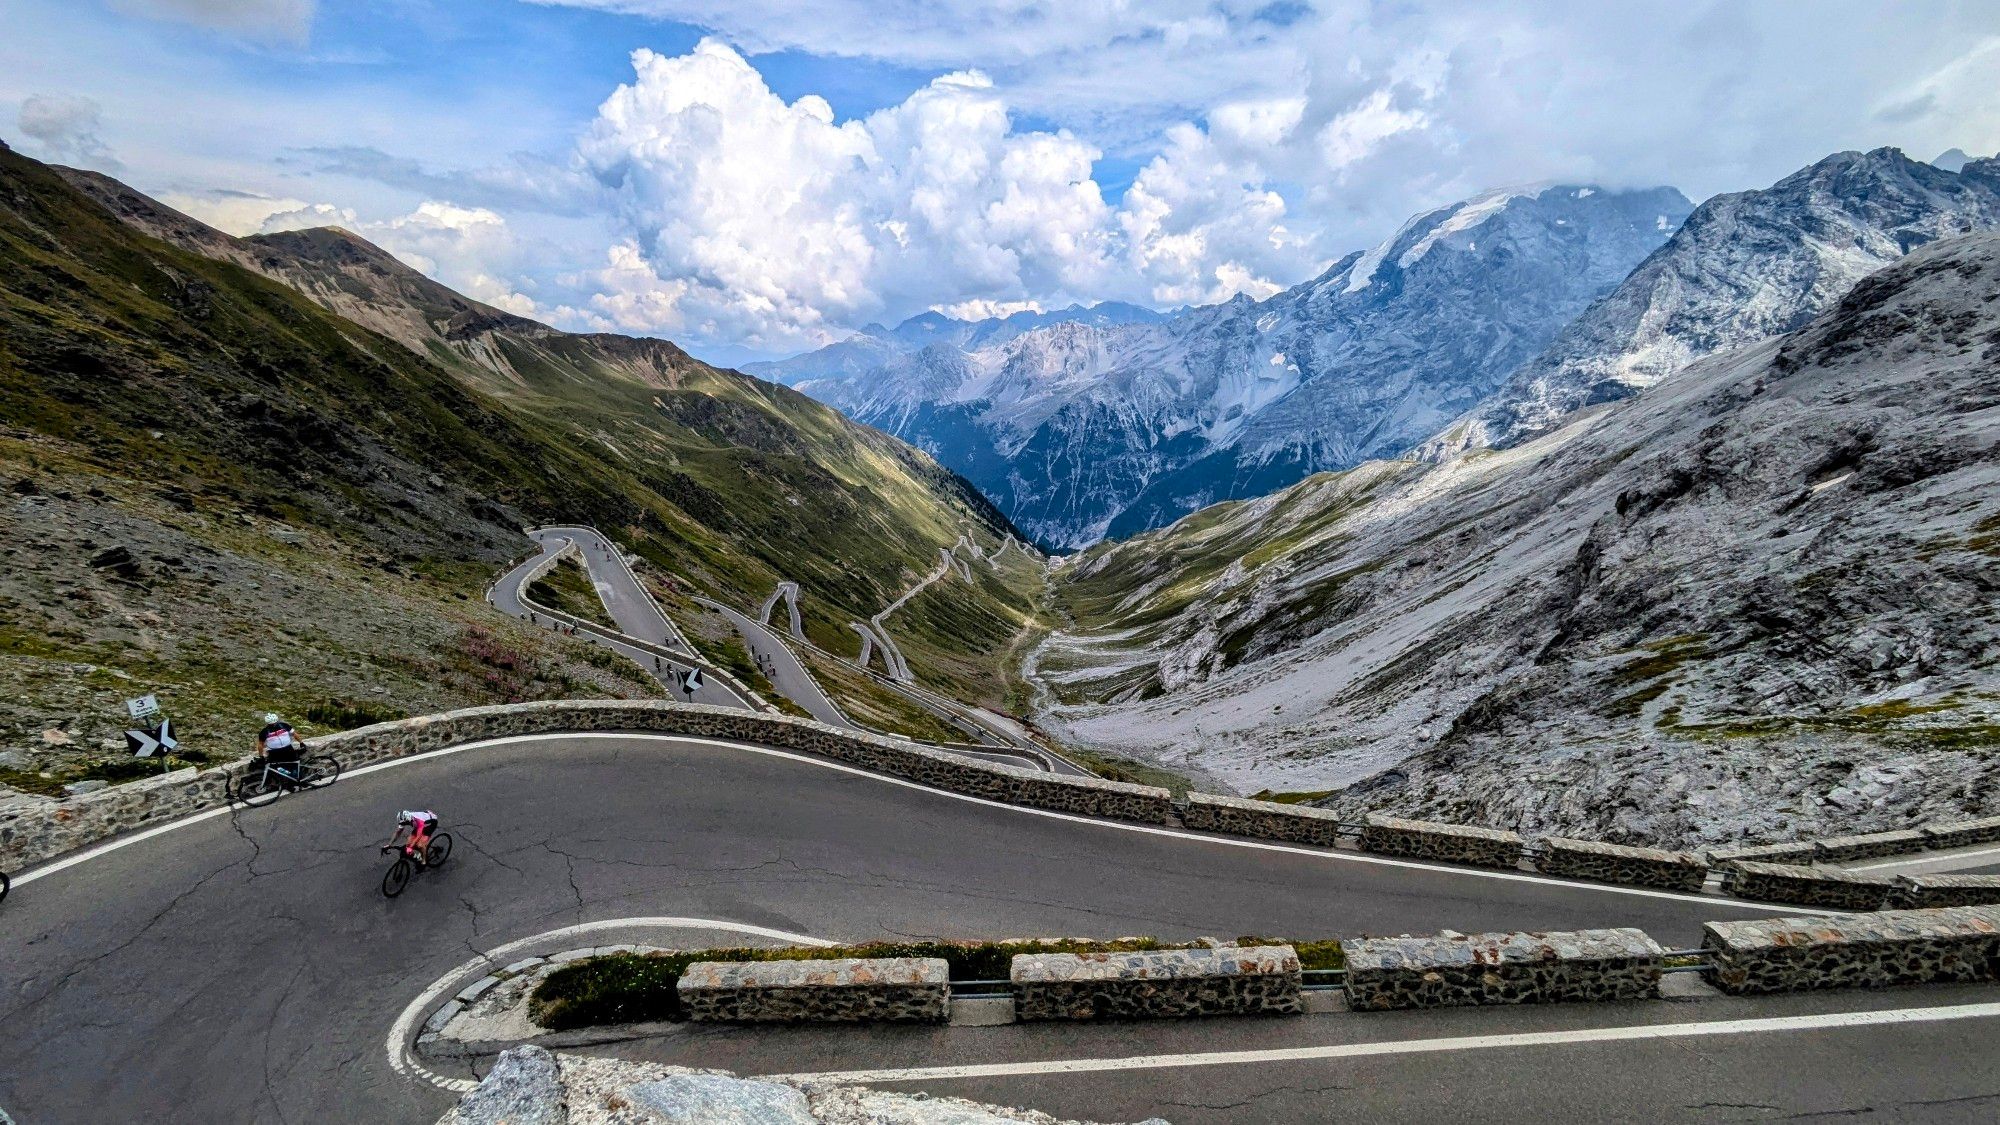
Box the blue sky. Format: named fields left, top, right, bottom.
left=6, top=1, right=1998, bottom=363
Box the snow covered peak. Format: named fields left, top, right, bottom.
left=1435, top=147, right=2000, bottom=456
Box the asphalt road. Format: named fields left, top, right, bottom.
left=698, top=594, right=852, bottom=728
left=6, top=732, right=1991, bottom=1123
left=488, top=532, right=750, bottom=709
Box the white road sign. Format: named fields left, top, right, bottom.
left=126, top=694, right=160, bottom=720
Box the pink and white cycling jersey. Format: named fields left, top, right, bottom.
left=399, top=810, right=436, bottom=828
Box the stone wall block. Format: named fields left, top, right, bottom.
left=677, top=957, right=949, bottom=1023
left=1536, top=837, right=1709, bottom=891
left=1921, top=816, right=2000, bottom=850
left=1181, top=793, right=1345, bottom=847
left=1703, top=906, right=2000, bottom=994
left=1341, top=927, right=1663, bottom=1010
left=1011, top=946, right=1302, bottom=1021
left=1891, top=874, right=2000, bottom=909
left=1359, top=814, right=1523, bottom=868
left=1811, top=829, right=1929, bottom=862
left=1705, top=841, right=1819, bottom=868
left=1724, top=861, right=1898, bottom=911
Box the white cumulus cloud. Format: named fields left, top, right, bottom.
left=572, top=39, right=1124, bottom=351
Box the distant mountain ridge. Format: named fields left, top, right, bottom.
left=1432, top=147, right=2000, bottom=454
left=760, top=183, right=1692, bottom=548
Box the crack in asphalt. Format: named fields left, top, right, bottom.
left=255, top=959, right=311, bottom=1125
left=1765, top=1090, right=2000, bottom=1120
left=1, top=850, right=253, bottom=1021
left=1159, top=1083, right=1355, bottom=1112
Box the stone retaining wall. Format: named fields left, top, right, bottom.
left=0, top=700, right=1173, bottom=872
left=1703, top=906, right=2000, bottom=994
left=1723, top=861, right=1898, bottom=911
left=1810, top=829, right=1929, bottom=862
left=1892, top=874, right=2000, bottom=909
left=1705, top=841, right=1819, bottom=867
left=1922, top=815, right=2000, bottom=850
left=1011, top=946, right=1302, bottom=1021
left=1535, top=837, right=1709, bottom=892
left=1359, top=814, right=1523, bottom=868
left=1179, top=793, right=1345, bottom=847
left=1342, top=927, right=1663, bottom=1010
left=677, top=958, right=948, bottom=1024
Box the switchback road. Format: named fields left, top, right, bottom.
left=489, top=530, right=753, bottom=709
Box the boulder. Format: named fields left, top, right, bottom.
left=449, top=1045, right=564, bottom=1125
left=621, top=1074, right=816, bottom=1125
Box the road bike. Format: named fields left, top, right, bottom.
left=228, top=753, right=342, bottom=807
left=379, top=833, right=453, bottom=898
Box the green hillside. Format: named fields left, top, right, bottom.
left=0, top=142, right=1029, bottom=787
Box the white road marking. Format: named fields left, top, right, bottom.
left=386, top=915, right=833, bottom=1092
left=777, top=1001, right=2000, bottom=1084
left=1849, top=842, right=2000, bottom=872
left=13, top=733, right=1812, bottom=913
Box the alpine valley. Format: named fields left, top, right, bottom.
left=755, top=183, right=1695, bottom=548
left=1026, top=153, right=2000, bottom=848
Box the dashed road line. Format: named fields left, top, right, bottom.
left=387, top=916, right=833, bottom=1091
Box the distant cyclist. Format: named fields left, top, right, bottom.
left=256, top=713, right=305, bottom=779
left=383, top=810, right=440, bottom=866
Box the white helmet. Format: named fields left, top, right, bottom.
left=264, top=713, right=281, bottom=724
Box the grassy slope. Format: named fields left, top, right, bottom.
left=0, top=144, right=1014, bottom=785
left=524, top=556, right=616, bottom=629
left=885, top=544, right=1049, bottom=709
left=50, top=161, right=1041, bottom=713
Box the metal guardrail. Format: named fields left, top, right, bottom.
left=1301, top=968, right=1347, bottom=992
left=1660, top=947, right=1714, bottom=974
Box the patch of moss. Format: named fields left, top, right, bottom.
left=1059, top=746, right=1198, bottom=797
left=524, top=556, right=615, bottom=629
left=1247, top=789, right=1336, bottom=805
left=1608, top=680, right=1673, bottom=718
left=1610, top=634, right=1709, bottom=686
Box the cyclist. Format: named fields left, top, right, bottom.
left=383, top=810, right=440, bottom=867
left=256, top=713, right=305, bottom=781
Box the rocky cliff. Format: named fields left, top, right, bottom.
left=1033, top=230, right=2000, bottom=848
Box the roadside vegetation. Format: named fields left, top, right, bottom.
left=530, top=937, right=1346, bottom=1030
left=798, top=648, right=967, bottom=743
left=523, top=555, right=616, bottom=630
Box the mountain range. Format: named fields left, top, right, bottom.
left=1032, top=226, right=2000, bottom=847
left=1434, top=147, right=2000, bottom=454
left=759, top=184, right=1694, bottom=548
left=762, top=148, right=2000, bottom=552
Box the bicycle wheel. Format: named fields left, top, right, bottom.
left=1, top=869, right=10, bottom=905
left=382, top=858, right=413, bottom=898
left=425, top=833, right=453, bottom=867
left=300, top=755, right=343, bottom=789
left=232, top=768, right=284, bottom=807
